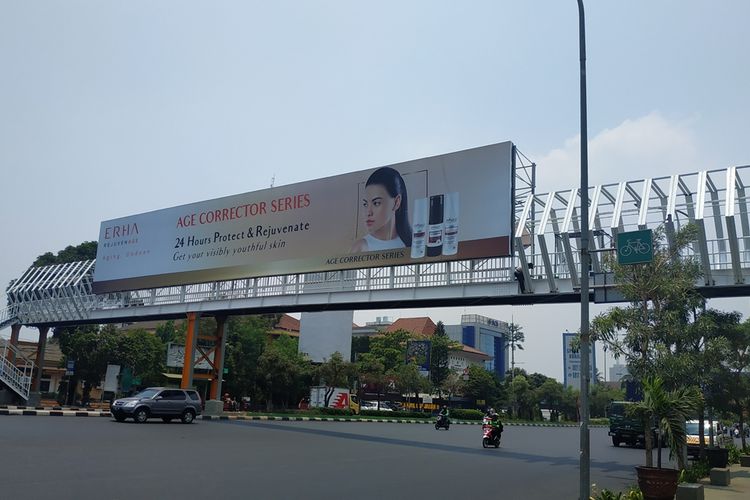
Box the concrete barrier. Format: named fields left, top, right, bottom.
left=676, top=483, right=704, bottom=500
left=709, top=467, right=731, bottom=486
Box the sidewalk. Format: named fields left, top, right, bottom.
left=702, top=464, right=750, bottom=500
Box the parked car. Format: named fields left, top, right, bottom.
left=685, top=420, right=732, bottom=457
left=111, top=387, right=202, bottom=424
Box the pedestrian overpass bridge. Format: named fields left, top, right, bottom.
left=2, top=163, right=749, bottom=400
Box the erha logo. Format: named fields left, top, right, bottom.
left=104, top=223, right=139, bottom=239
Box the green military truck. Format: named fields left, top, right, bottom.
left=607, top=401, right=657, bottom=447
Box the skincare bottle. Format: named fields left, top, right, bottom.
left=411, top=198, right=428, bottom=258
left=442, top=192, right=459, bottom=255
left=426, top=194, right=444, bottom=257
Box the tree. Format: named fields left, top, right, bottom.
left=316, top=352, right=355, bottom=407
left=223, top=316, right=271, bottom=403
left=117, top=328, right=165, bottom=387
left=57, top=324, right=120, bottom=403
left=536, top=379, right=565, bottom=422
left=257, top=335, right=311, bottom=410
left=356, top=353, right=388, bottom=408
left=442, top=370, right=464, bottom=400
left=592, top=225, right=703, bottom=467
left=394, top=363, right=429, bottom=408
left=463, top=364, right=501, bottom=409
left=369, top=329, right=411, bottom=372
left=33, top=241, right=98, bottom=267
left=506, top=322, right=525, bottom=381
left=589, top=383, right=624, bottom=418
left=430, top=321, right=457, bottom=395
left=628, top=377, right=702, bottom=470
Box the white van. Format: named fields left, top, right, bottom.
left=685, top=420, right=732, bottom=457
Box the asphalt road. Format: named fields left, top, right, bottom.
left=0, top=417, right=667, bottom=499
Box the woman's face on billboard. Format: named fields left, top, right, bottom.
left=362, top=184, right=401, bottom=238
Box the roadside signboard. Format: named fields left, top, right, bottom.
left=617, top=229, right=653, bottom=265
left=93, top=142, right=515, bottom=293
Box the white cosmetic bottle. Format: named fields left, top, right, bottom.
left=411, top=198, right=428, bottom=259
left=442, top=192, right=459, bottom=256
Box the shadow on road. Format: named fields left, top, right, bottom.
left=221, top=420, right=634, bottom=474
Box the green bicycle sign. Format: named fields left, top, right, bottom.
left=617, top=229, right=653, bottom=265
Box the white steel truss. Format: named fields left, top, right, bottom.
left=2, top=164, right=750, bottom=329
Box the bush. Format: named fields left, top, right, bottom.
left=727, top=443, right=741, bottom=464
left=360, top=410, right=427, bottom=418
left=590, top=418, right=610, bottom=426
left=319, top=407, right=354, bottom=416
left=449, top=409, right=485, bottom=421
left=590, top=484, right=643, bottom=500
left=679, top=458, right=710, bottom=483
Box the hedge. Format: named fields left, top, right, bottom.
left=448, top=409, right=485, bottom=421
left=360, top=410, right=428, bottom=419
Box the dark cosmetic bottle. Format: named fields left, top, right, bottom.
left=426, top=194, right=444, bottom=257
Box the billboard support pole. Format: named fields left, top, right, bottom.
left=577, top=2, right=591, bottom=500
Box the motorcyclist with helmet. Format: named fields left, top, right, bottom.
left=486, top=408, right=503, bottom=439
left=435, top=404, right=451, bottom=429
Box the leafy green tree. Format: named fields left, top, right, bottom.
left=536, top=379, right=565, bottom=422
left=592, top=225, right=703, bottom=467
left=589, top=383, right=624, bottom=418
left=506, top=322, right=525, bottom=379
left=628, top=376, right=702, bottom=470
left=510, top=374, right=536, bottom=420
left=257, top=335, right=311, bottom=410
left=369, top=329, right=411, bottom=372
left=33, top=241, right=98, bottom=267
left=223, top=316, right=271, bottom=402
left=464, top=364, right=501, bottom=409
left=57, top=324, right=120, bottom=403
left=155, top=320, right=179, bottom=345
left=351, top=335, right=371, bottom=362
left=316, top=351, right=355, bottom=407
left=430, top=321, right=457, bottom=395
left=356, top=353, right=388, bottom=407
left=117, top=328, right=165, bottom=386
left=394, top=363, right=429, bottom=408
left=442, top=370, right=464, bottom=400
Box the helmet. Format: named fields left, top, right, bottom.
left=441, top=405, right=447, bottom=409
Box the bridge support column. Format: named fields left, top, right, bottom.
left=180, top=313, right=199, bottom=389
left=5, top=324, right=21, bottom=363
left=27, top=326, right=50, bottom=407
left=209, top=315, right=227, bottom=401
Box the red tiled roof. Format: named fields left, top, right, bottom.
left=275, top=314, right=300, bottom=332
left=454, top=344, right=492, bottom=359
left=385, top=317, right=437, bottom=337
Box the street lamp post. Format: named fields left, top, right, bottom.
left=577, top=2, right=591, bottom=500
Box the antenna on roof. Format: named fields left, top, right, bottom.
left=270, top=174, right=276, bottom=188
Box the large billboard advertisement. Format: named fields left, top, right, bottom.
left=562, top=332, right=596, bottom=390
left=93, top=141, right=514, bottom=293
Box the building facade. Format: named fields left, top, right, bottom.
left=445, top=314, right=509, bottom=379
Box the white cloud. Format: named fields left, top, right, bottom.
left=534, top=112, right=701, bottom=193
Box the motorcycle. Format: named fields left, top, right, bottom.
left=482, top=416, right=501, bottom=448
left=435, top=413, right=450, bottom=430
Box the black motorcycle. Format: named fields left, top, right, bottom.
left=435, top=414, right=450, bottom=430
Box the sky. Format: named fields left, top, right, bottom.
left=2, top=1, right=749, bottom=382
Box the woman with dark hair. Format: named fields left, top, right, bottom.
left=351, top=167, right=412, bottom=252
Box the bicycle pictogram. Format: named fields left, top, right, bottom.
left=619, top=238, right=651, bottom=257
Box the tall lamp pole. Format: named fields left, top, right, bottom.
left=577, top=1, right=591, bottom=500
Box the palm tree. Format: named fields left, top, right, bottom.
left=629, top=376, right=702, bottom=470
